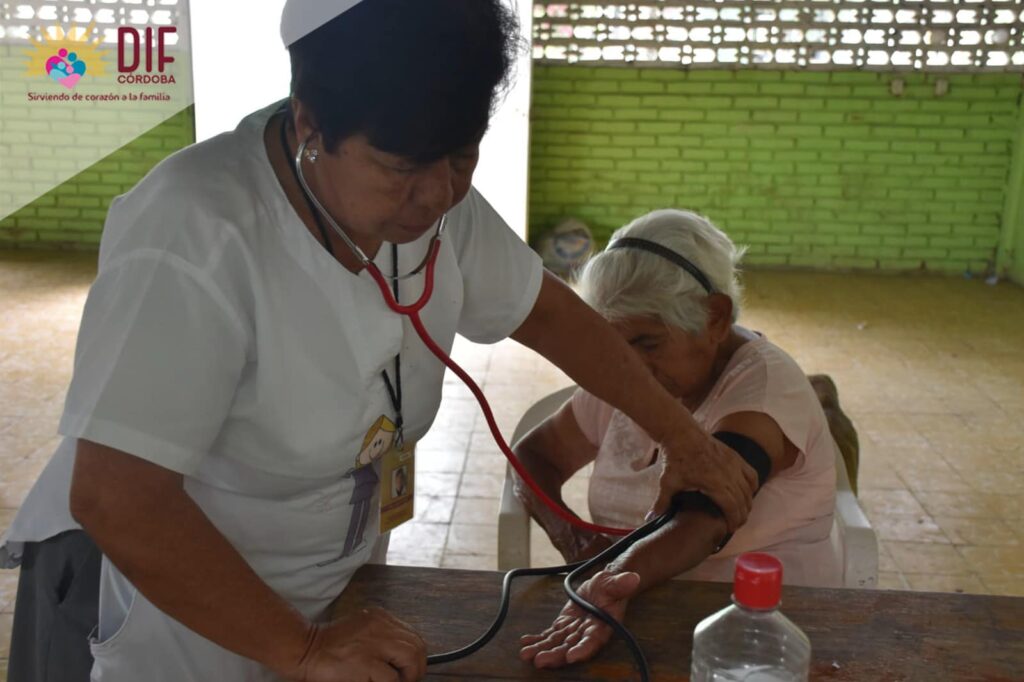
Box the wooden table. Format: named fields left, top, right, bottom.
left=336, top=564, right=1024, bottom=681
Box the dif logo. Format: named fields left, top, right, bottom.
left=117, top=27, right=177, bottom=84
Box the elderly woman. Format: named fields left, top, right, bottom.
left=515, top=209, right=844, bottom=670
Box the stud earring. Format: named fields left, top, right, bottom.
left=305, top=147, right=320, bottom=164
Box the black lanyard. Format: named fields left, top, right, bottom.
left=279, top=111, right=404, bottom=444
left=380, top=247, right=404, bottom=445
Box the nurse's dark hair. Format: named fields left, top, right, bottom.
left=288, top=0, right=521, bottom=162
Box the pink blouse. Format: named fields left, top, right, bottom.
left=571, top=334, right=843, bottom=587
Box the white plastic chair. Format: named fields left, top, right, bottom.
left=497, top=386, right=879, bottom=589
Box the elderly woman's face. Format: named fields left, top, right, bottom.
left=611, top=315, right=723, bottom=410
left=314, top=134, right=480, bottom=245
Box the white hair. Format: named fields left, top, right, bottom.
left=575, top=209, right=746, bottom=335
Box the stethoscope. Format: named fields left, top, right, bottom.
left=292, top=130, right=685, bottom=680
left=292, top=132, right=632, bottom=539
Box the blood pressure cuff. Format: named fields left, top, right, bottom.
left=712, top=430, right=772, bottom=488
left=669, top=431, right=773, bottom=553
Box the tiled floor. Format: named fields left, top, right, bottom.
left=2, top=250, right=1024, bottom=669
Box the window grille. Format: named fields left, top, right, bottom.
left=1, top=1, right=185, bottom=46
left=533, top=1, right=1024, bottom=71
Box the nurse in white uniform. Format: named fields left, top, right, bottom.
left=1, top=1, right=758, bottom=681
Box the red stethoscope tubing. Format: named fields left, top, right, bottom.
left=363, top=240, right=632, bottom=537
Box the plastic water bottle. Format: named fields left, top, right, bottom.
left=690, top=553, right=811, bottom=682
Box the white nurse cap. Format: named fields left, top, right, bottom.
left=281, top=0, right=366, bottom=47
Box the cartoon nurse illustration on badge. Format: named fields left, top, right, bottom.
left=342, top=415, right=397, bottom=558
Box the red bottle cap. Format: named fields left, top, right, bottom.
left=733, top=552, right=783, bottom=609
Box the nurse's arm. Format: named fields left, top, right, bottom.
left=510, top=271, right=757, bottom=530
left=70, top=439, right=427, bottom=681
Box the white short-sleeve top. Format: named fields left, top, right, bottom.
left=571, top=333, right=842, bottom=587
left=2, top=100, right=543, bottom=614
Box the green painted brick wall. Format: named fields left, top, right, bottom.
left=0, top=105, right=195, bottom=249
left=529, top=68, right=1021, bottom=275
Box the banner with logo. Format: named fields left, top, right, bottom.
left=0, top=2, right=194, bottom=234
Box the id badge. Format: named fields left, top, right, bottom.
left=379, top=441, right=415, bottom=533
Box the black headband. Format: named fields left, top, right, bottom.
left=606, top=237, right=716, bottom=294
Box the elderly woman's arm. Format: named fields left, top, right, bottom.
left=520, top=410, right=797, bottom=669
left=512, top=401, right=612, bottom=563
left=518, top=507, right=728, bottom=670
left=512, top=272, right=757, bottom=530
left=606, top=410, right=797, bottom=586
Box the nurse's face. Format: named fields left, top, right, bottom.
left=292, top=100, right=480, bottom=250
left=609, top=296, right=733, bottom=410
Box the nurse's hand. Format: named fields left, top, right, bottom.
left=653, top=433, right=757, bottom=532
left=285, top=607, right=427, bottom=682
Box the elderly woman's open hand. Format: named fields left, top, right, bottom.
left=654, top=432, right=758, bottom=532
left=519, top=570, right=641, bottom=669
